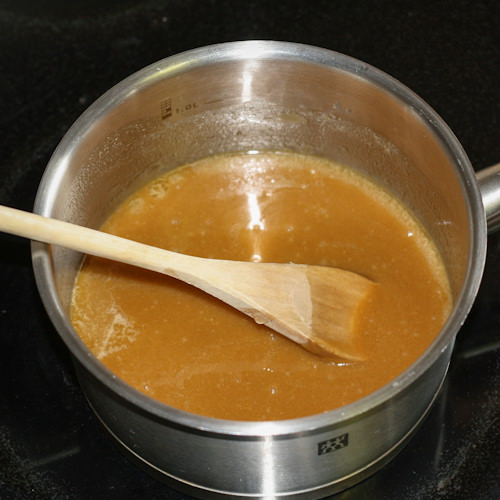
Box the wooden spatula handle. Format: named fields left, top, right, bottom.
left=0, top=204, right=193, bottom=276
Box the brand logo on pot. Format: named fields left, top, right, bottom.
left=317, top=433, right=349, bottom=455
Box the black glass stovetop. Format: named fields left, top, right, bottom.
left=1, top=1, right=500, bottom=499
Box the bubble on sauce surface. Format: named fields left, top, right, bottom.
left=125, top=198, right=144, bottom=215
left=73, top=301, right=139, bottom=359
left=147, top=181, right=168, bottom=199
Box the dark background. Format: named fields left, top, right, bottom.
left=1, top=1, right=500, bottom=499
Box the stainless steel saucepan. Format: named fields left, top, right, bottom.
left=32, top=41, right=500, bottom=499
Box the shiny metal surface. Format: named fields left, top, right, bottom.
left=76, top=351, right=451, bottom=498
left=31, top=41, right=492, bottom=498
left=477, top=163, right=500, bottom=233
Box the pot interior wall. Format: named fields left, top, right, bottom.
left=46, top=56, right=470, bottom=326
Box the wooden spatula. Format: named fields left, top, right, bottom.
left=0, top=205, right=374, bottom=360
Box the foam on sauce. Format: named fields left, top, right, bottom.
left=71, top=151, right=452, bottom=421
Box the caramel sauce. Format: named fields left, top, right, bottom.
left=71, top=151, right=451, bottom=421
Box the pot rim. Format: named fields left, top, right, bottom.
left=32, top=40, right=487, bottom=438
